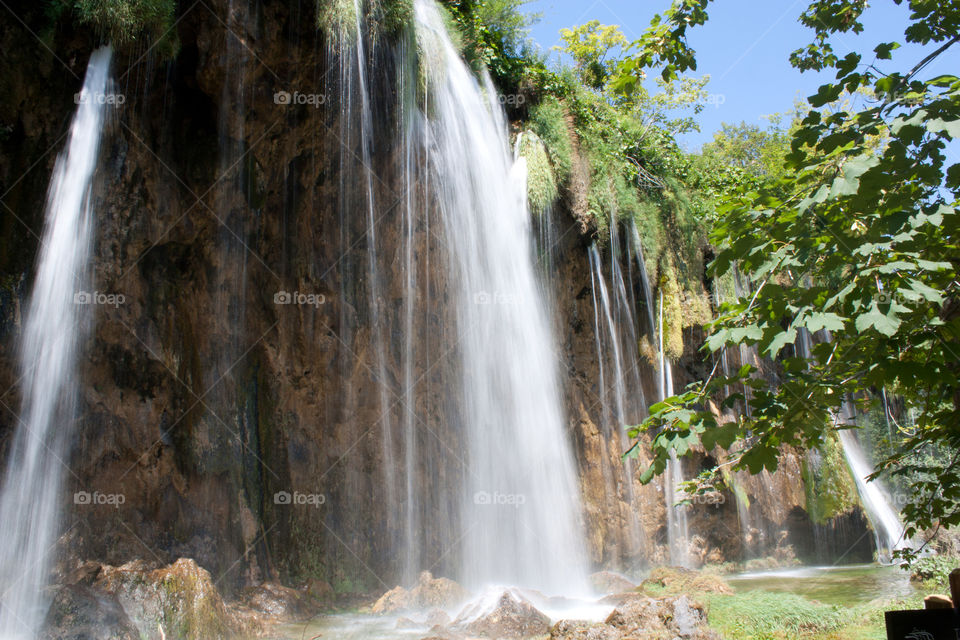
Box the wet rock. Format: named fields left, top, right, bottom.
left=638, top=566, right=732, bottom=596
left=425, top=608, right=452, bottom=627
left=242, top=581, right=307, bottom=620
left=397, top=616, right=420, bottom=629
left=605, top=594, right=719, bottom=639
left=589, top=571, right=636, bottom=595
left=372, top=572, right=468, bottom=613
left=302, top=578, right=335, bottom=604
left=42, top=584, right=139, bottom=640
left=372, top=586, right=412, bottom=614
left=94, top=558, right=244, bottom=639
left=455, top=590, right=551, bottom=638
left=415, top=571, right=469, bottom=609
left=550, top=619, right=621, bottom=640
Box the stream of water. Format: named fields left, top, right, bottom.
left=0, top=47, right=111, bottom=639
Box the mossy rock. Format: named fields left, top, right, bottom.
left=639, top=566, right=733, bottom=596
left=801, top=433, right=860, bottom=524
left=517, top=131, right=558, bottom=214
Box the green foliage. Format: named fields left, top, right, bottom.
left=528, top=96, right=573, bottom=184
left=517, top=132, right=558, bottom=213
left=63, top=0, right=177, bottom=55
left=629, top=0, right=960, bottom=559
left=703, top=591, right=845, bottom=638
left=910, top=554, right=960, bottom=591
left=317, top=0, right=358, bottom=43
left=556, top=21, right=626, bottom=89
left=701, top=118, right=791, bottom=178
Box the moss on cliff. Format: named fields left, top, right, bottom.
left=801, top=434, right=860, bottom=524
left=517, top=131, right=557, bottom=214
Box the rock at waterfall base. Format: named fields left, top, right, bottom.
left=454, top=590, right=551, bottom=638
left=372, top=571, right=468, bottom=613
left=42, top=584, right=140, bottom=640
left=552, top=594, right=719, bottom=640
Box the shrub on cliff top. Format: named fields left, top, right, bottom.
left=67, top=0, right=178, bottom=56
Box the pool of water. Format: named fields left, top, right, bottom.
left=275, top=564, right=917, bottom=638
left=727, top=563, right=918, bottom=606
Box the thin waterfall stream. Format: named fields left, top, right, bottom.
left=0, top=47, right=111, bottom=639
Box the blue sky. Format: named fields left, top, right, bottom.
left=523, top=0, right=957, bottom=150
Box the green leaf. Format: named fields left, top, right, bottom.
left=804, top=312, right=845, bottom=332
left=854, top=302, right=901, bottom=336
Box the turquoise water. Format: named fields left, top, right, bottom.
left=727, top=563, right=918, bottom=606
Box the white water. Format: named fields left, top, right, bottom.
left=411, top=0, right=588, bottom=595
left=836, top=429, right=908, bottom=561
left=0, top=47, right=111, bottom=639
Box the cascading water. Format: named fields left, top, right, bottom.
left=628, top=223, right=689, bottom=565
left=0, top=47, right=111, bottom=639
left=836, top=430, right=908, bottom=561
left=410, top=0, right=588, bottom=595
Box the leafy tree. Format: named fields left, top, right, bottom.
left=626, top=0, right=960, bottom=559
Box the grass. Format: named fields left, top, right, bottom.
left=703, top=591, right=846, bottom=639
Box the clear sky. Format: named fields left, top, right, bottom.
left=523, top=0, right=957, bottom=150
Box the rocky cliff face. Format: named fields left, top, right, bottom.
left=0, top=0, right=874, bottom=596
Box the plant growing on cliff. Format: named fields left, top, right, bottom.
left=62, top=0, right=178, bottom=55
left=628, top=0, right=960, bottom=561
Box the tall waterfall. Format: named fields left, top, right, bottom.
left=0, top=47, right=111, bottom=639
left=836, top=430, right=908, bottom=561
left=411, top=0, right=588, bottom=595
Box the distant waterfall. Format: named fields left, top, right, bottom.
left=0, top=47, right=111, bottom=639
left=410, top=0, right=589, bottom=595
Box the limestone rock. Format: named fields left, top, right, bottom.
left=589, top=571, right=636, bottom=595
left=94, top=557, right=243, bottom=639
left=242, top=581, right=307, bottom=620
left=455, top=590, right=551, bottom=638
left=550, top=619, right=621, bottom=640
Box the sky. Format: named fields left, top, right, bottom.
left=522, top=0, right=957, bottom=150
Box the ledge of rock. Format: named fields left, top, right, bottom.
left=372, top=571, right=468, bottom=614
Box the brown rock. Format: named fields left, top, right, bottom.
left=455, top=590, right=551, bottom=638
left=605, top=594, right=719, bottom=639
left=589, top=571, right=636, bottom=595
left=550, top=619, right=620, bottom=640
left=242, top=581, right=307, bottom=620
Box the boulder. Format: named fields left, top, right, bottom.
left=550, top=619, right=621, bottom=640
left=455, top=590, right=551, bottom=638
left=372, top=571, right=468, bottom=614
left=605, top=594, right=719, bottom=639
left=94, top=558, right=243, bottom=639
left=42, top=584, right=139, bottom=640
left=589, top=571, right=636, bottom=595
left=639, top=566, right=732, bottom=596
left=241, top=581, right=307, bottom=620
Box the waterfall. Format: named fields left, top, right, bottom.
left=836, top=430, right=908, bottom=562
left=411, top=0, right=588, bottom=595
left=628, top=223, right=690, bottom=565
left=587, top=243, right=644, bottom=557
left=0, top=47, right=111, bottom=638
